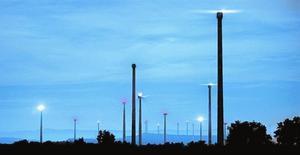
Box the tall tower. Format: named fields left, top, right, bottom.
left=208, top=84, right=212, bottom=145
left=144, top=120, right=148, bottom=134
left=74, top=118, right=77, bottom=142
left=163, top=113, right=167, bottom=144
left=131, top=64, right=136, bottom=145
left=217, top=12, right=224, bottom=145
left=176, top=122, right=179, bottom=136
left=122, top=99, right=127, bottom=142
left=138, top=93, right=143, bottom=145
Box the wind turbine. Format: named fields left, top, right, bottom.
left=121, top=98, right=127, bottom=142
left=177, top=122, right=179, bottom=136
left=186, top=120, right=189, bottom=136
left=131, top=64, right=136, bottom=145
left=201, top=82, right=216, bottom=145
left=216, top=9, right=239, bottom=145
left=37, top=104, right=45, bottom=143
left=194, top=9, right=240, bottom=145
left=192, top=123, right=195, bottom=141
left=197, top=116, right=204, bottom=141
left=224, top=122, right=228, bottom=144
left=97, top=120, right=100, bottom=132
left=144, top=120, right=148, bottom=134
left=157, top=123, right=160, bottom=135
left=163, top=112, right=168, bottom=144
left=73, top=118, right=77, bottom=142
left=138, top=92, right=148, bottom=145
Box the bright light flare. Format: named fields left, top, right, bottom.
left=37, top=104, right=45, bottom=112
left=138, top=92, right=143, bottom=97
left=197, top=116, right=205, bottom=122
left=191, top=9, right=241, bottom=14
left=208, top=82, right=216, bottom=86
left=200, top=83, right=216, bottom=86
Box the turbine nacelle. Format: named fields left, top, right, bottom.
left=121, top=98, right=128, bottom=104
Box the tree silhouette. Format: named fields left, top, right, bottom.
left=97, top=130, right=115, bottom=144
left=74, top=137, right=86, bottom=145
left=227, top=121, right=272, bottom=145
left=274, top=116, right=300, bottom=146
left=13, top=139, right=29, bottom=145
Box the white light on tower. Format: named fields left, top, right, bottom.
left=37, top=104, right=45, bottom=112
left=138, top=92, right=143, bottom=98
left=138, top=91, right=146, bottom=146
left=197, top=116, right=204, bottom=123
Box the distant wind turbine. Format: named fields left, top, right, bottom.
left=163, top=112, right=168, bottom=144
left=73, top=118, right=77, bottom=142
left=121, top=98, right=127, bottom=142
left=37, top=104, right=45, bottom=143
left=138, top=92, right=148, bottom=145
left=201, top=82, right=216, bottom=145
left=131, top=64, right=136, bottom=145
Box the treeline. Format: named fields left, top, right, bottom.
left=0, top=116, right=299, bottom=154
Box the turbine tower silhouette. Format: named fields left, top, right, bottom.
left=122, top=98, right=127, bottom=142
left=131, top=64, right=136, bottom=145
left=73, top=118, right=77, bottom=142
left=138, top=92, right=146, bottom=145
left=217, top=12, right=224, bottom=145
left=163, top=113, right=168, bottom=144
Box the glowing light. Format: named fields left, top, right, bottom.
left=138, top=92, right=143, bottom=97
left=191, top=9, right=241, bottom=14
left=37, top=104, right=45, bottom=112
left=208, top=82, right=216, bottom=86
left=197, top=116, right=204, bottom=122
left=215, top=9, right=240, bottom=14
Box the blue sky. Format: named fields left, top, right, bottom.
left=0, top=0, right=299, bottom=140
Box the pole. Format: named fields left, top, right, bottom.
left=177, top=122, right=179, bottom=136
left=224, top=123, right=227, bottom=144
left=131, top=64, right=136, bottom=145
left=74, top=119, right=77, bottom=142
left=192, top=123, right=195, bottom=141
left=163, top=113, right=167, bottom=144
left=186, top=122, right=189, bottom=136
left=145, top=120, right=148, bottom=134
left=208, top=85, right=212, bottom=145
left=157, top=124, right=160, bottom=135
left=217, top=12, right=224, bottom=145
left=40, top=111, right=43, bottom=143
left=200, top=122, right=203, bottom=141
left=123, top=103, right=126, bottom=142
left=138, top=96, right=142, bottom=145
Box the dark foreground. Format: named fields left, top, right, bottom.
left=1, top=142, right=300, bottom=155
